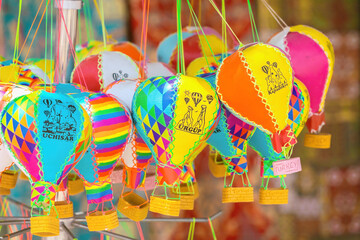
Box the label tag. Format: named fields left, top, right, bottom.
left=273, top=157, right=302, bottom=175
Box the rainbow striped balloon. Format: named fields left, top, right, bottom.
left=73, top=92, right=132, bottom=204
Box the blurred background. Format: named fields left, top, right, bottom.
left=0, top=0, right=359, bottom=239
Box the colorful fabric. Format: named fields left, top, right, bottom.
left=202, top=73, right=254, bottom=175
left=31, top=181, right=56, bottom=209
left=268, top=25, right=334, bottom=116
left=248, top=80, right=310, bottom=177
left=216, top=43, right=293, bottom=134
left=133, top=75, right=220, bottom=186
left=71, top=51, right=141, bottom=92
left=0, top=84, right=32, bottom=173
left=73, top=92, right=132, bottom=204
left=123, top=166, right=146, bottom=190
left=0, top=60, right=45, bottom=87
left=84, top=182, right=113, bottom=204
left=0, top=90, right=92, bottom=209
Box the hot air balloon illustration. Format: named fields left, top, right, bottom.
left=0, top=84, right=32, bottom=195
left=268, top=25, right=334, bottom=148
left=191, top=92, right=203, bottom=107
left=248, top=79, right=310, bottom=204
left=216, top=43, right=295, bottom=155
left=133, top=75, right=220, bottom=216
left=0, top=90, right=92, bottom=237
left=72, top=92, right=132, bottom=231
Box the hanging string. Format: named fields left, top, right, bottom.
left=176, top=0, right=185, bottom=74
left=247, top=0, right=260, bottom=42
left=136, top=222, right=145, bottom=240
left=54, top=0, right=86, bottom=87
left=93, top=0, right=110, bottom=41
left=23, top=0, right=50, bottom=63
left=221, top=0, right=228, bottom=59
left=261, top=0, right=287, bottom=29
left=207, top=0, right=243, bottom=47
left=84, top=0, right=93, bottom=41
left=99, top=0, right=107, bottom=48
left=187, top=218, right=196, bottom=240
left=18, top=0, right=45, bottom=59
left=188, top=0, right=194, bottom=26
left=186, top=0, right=219, bottom=71
left=12, top=0, right=23, bottom=62
left=198, top=0, right=202, bottom=25
left=138, top=0, right=150, bottom=78
left=78, top=8, right=82, bottom=44
left=50, top=0, right=54, bottom=85
left=208, top=217, right=217, bottom=240
left=44, top=0, right=49, bottom=90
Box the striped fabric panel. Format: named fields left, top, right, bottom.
left=84, top=182, right=113, bottom=204
left=135, top=132, right=153, bottom=168
left=89, top=93, right=131, bottom=183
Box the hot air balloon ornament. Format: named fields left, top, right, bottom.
left=248, top=79, right=310, bottom=204
left=216, top=42, right=296, bottom=157
left=0, top=84, right=32, bottom=195
left=0, top=90, right=92, bottom=237
left=181, top=72, right=255, bottom=203
left=71, top=51, right=142, bottom=92
left=72, top=92, right=132, bottom=231
left=268, top=25, right=334, bottom=149
left=105, top=79, right=154, bottom=221
left=133, top=74, right=221, bottom=216
left=32, top=83, right=87, bottom=196
left=0, top=60, right=46, bottom=88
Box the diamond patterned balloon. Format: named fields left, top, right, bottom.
left=133, top=75, right=220, bottom=186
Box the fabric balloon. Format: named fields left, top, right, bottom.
left=0, top=90, right=92, bottom=236
left=133, top=75, right=220, bottom=187
left=25, top=58, right=54, bottom=83
left=0, top=84, right=32, bottom=173
left=268, top=25, right=334, bottom=133
left=72, top=92, right=131, bottom=231
left=216, top=43, right=295, bottom=154
left=105, top=79, right=154, bottom=189
left=0, top=60, right=46, bottom=87
left=248, top=79, right=310, bottom=177
left=71, top=51, right=141, bottom=92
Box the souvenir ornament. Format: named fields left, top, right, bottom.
left=195, top=72, right=255, bottom=203
left=75, top=40, right=103, bottom=61
left=248, top=79, right=310, bottom=204
left=133, top=75, right=220, bottom=216
left=72, top=92, right=132, bottom=231
left=105, top=79, right=154, bottom=221
left=0, top=60, right=46, bottom=87
left=71, top=51, right=141, bottom=92
left=0, top=91, right=92, bottom=236
left=268, top=25, right=334, bottom=148
left=85, top=41, right=144, bottom=62
left=0, top=84, right=32, bottom=194
left=216, top=43, right=295, bottom=154
left=25, top=58, right=54, bottom=83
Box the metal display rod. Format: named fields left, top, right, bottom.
left=0, top=197, right=223, bottom=239
left=53, top=0, right=82, bottom=83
